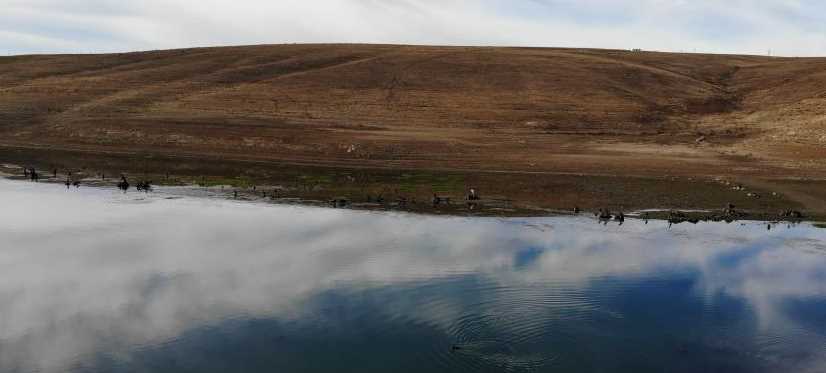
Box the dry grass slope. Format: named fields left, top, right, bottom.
left=1, top=44, right=824, bottom=178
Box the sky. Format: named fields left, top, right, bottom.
left=2, top=0, right=825, bottom=56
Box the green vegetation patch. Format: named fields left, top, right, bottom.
left=298, top=174, right=334, bottom=185
left=197, top=175, right=254, bottom=188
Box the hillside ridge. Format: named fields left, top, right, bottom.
left=1, top=44, right=824, bottom=179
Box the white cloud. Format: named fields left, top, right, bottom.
left=1, top=0, right=824, bottom=56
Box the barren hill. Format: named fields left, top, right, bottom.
left=1, top=44, right=824, bottom=179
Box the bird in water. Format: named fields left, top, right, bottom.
left=117, top=175, right=130, bottom=191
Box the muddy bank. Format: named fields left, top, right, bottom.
left=1, top=147, right=821, bottom=222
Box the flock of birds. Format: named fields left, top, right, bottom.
left=17, top=167, right=806, bottom=228
left=21, top=167, right=152, bottom=192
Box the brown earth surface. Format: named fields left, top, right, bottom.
left=1, top=44, right=824, bottom=215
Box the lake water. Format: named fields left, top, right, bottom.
left=2, top=179, right=826, bottom=372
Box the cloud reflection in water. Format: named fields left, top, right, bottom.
left=1, top=179, right=825, bottom=372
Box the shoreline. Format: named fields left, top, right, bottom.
left=3, top=161, right=822, bottom=225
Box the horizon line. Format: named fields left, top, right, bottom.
left=0, top=42, right=814, bottom=59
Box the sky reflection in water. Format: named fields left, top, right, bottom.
left=1, top=179, right=826, bottom=372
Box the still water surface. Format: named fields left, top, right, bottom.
left=2, top=179, right=826, bottom=372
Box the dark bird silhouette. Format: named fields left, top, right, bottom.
left=117, top=175, right=130, bottom=191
